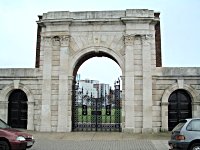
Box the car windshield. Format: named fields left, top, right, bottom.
left=0, top=119, right=10, bottom=129
left=172, top=120, right=187, bottom=132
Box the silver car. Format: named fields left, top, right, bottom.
left=169, top=118, right=200, bottom=150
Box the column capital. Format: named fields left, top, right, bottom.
left=60, top=35, right=70, bottom=47
left=44, top=35, right=70, bottom=46
left=43, top=36, right=53, bottom=46
left=52, top=36, right=60, bottom=46
left=141, top=34, right=153, bottom=44
left=124, top=34, right=135, bottom=46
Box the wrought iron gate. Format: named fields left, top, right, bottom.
left=72, top=80, right=121, bottom=132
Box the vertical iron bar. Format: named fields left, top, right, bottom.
left=101, top=87, right=103, bottom=131
left=81, top=87, right=83, bottom=131
left=109, top=88, right=112, bottom=132
left=95, top=98, right=97, bottom=131
left=105, top=89, right=107, bottom=131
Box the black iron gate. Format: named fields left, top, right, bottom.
left=72, top=80, right=121, bottom=132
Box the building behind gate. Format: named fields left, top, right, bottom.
left=0, top=9, right=200, bottom=133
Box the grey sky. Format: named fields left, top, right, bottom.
left=0, top=0, right=200, bottom=85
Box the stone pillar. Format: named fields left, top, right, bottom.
left=27, top=101, right=34, bottom=130
left=193, top=101, right=200, bottom=118
left=40, top=37, right=52, bottom=131
left=67, top=75, right=74, bottom=131
left=141, top=34, right=153, bottom=133
left=120, top=75, right=125, bottom=127
left=124, top=34, right=135, bottom=132
left=57, top=35, right=70, bottom=132
left=161, top=102, right=168, bottom=131
left=0, top=101, right=8, bottom=122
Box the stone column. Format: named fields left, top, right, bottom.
left=120, top=75, right=125, bottom=127
left=40, top=36, right=52, bottom=131
left=57, top=35, right=70, bottom=132
left=0, top=101, right=8, bottom=122
left=27, top=101, right=34, bottom=130
left=193, top=101, right=200, bottom=118
left=161, top=102, right=168, bottom=131
left=67, top=75, right=74, bottom=131
left=124, top=34, right=135, bottom=132
left=141, top=34, right=153, bottom=133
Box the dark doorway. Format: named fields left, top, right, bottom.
left=8, top=89, right=28, bottom=129
left=168, top=90, right=192, bottom=131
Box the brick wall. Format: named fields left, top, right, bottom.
left=154, top=13, right=162, bottom=67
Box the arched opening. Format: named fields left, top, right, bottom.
left=72, top=51, right=122, bottom=132
left=168, top=89, right=192, bottom=131
left=8, top=89, right=28, bottom=129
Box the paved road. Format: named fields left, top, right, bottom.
left=27, top=131, right=170, bottom=150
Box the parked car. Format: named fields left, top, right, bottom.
left=0, top=119, right=35, bottom=150
left=169, top=118, right=200, bottom=150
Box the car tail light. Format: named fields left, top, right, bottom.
left=175, top=135, right=185, bottom=140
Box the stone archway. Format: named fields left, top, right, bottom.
left=70, top=47, right=123, bottom=132
left=0, top=81, right=34, bottom=130
left=70, top=47, right=124, bottom=74
left=37, top=10, right=159, bottom=132
left=161, top=81, right=199, bottom=131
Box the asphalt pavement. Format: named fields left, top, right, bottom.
left=27, top=131, right=170, bottom=150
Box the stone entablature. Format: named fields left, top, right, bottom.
left=0, top=9, right=199, bottom=133
left=41, top=9, right=155, bottom=20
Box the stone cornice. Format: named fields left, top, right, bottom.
left=121, top=17, right=155, bottom=24
left=152, top=67, right=200, bottom=77
left=38, top=18, right=123, bottom=26
left=41, top=31, right=70, bottom=37
left=37, top=18, right=73, bottom=27
left=38, top=9, right=158, bottom=26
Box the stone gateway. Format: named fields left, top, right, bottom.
left=0, top=9, right=200, bottom=133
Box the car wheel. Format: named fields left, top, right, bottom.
left=190, top=143, right=200, bottom=150
left=0, top=141, right=10, bottom=150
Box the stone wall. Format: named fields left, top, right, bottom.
left=0, top=68, right=41, bottom=130
left=152, top=67, right=200, bottom=132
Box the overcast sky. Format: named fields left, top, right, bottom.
left=0, top=0, right=200, bottom=85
